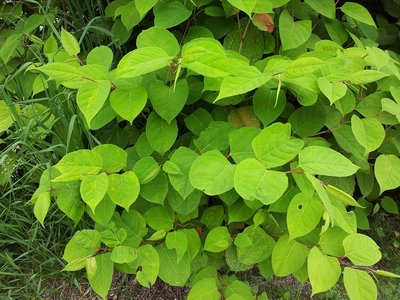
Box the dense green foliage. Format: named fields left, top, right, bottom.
left=1, top=0, right=400, bottom=299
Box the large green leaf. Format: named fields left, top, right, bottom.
left=107, top=172, right=140, bottom=211
left=109, top=87, right=147, bottom=123
left=157, top=244, right=191, bottom=286
left=54, top=150, right=102, bottom=180
left=279, top=10, right=311, bottom=50
left=182, top=38, right=230, bottom=77
left=287, top=192, right=323, bottom=239
left=56, top=182, right=84, bottom=225
left=80, top=172, right=109, bottom=213
left=86, top=253, right=113, bottom=300
left=146, top=112, right=178, bottom=155
left=76, top=81, right=111, bottom=125
left=153, top=1, right=191, bottom=29
left=340, top=2, right=376, bottom=27
left=135, top=244, right=159, bottom=287
left=343, top=234, right=381, bottom=266
left=187, top=278, right=220, bottom=300
left=375, top=154, right=400, bottom=194
left=344, top=268, right=377, bottom=300
left=140, top=170, right=169, bottom=205
left=135, top=0, right=158, bottom=18
left=251, top=122, right=304, bottom=168
left=144, top=206, right=175, bottom=231
left=229, top=127, right=261, bottom=164
left=132, top=156, right=160, bottom=184
left=149, top=79, right=189, bottom=124
left=299, top=146, right=359, bottom=177
left=317, top=77, right=347, bottom=104
left=189, top=150, right=236, bottom=195
left=117, top=47, right=173, bottom=78
left=319, top=227, right=348, bottom=257
left=272, top=235, right=309, bottom=276
left=351, top=115, right=385, bottom=154
left=308, top=247, right=341, bottom=295
left=194, top=121, right=236, bottom=153
left=234, top=158, right=288, bottom=205
left=165, top=231, right=188, bottom=263
left=252, top=87, right=286, bottom=127
left=92, top=144, right=127, bottom=173
left=204, top=226, right=232, bottom=252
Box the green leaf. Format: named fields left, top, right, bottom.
left=372, top=269, right=400, bottom=279
left=375, top=154, right=400, bottom=194
left=284, top=57, right=324, bottom=79
left=165, top=147, right=198, bottom=199
left=157, top=244, right=191, bottom=286
left=144, top=206, right=175, bottom=231
left=110, top=87, right=147, bottom=123
left=189, top=150, right=236, bottom=196
left=236, top=225, right=276, bottom=265
left=326, top=185, right=363, bottom=208
left=87, top=195, right=115, bottom=227
left=216, top=67, right=271, bottom=100
left=133, top=156, right=160, bottom=184
left=111, top=246, right=138, bottom=264
left=87, top=46, right=113, bottom=69
left=305, top=0, right=336, bottom=19
left=287, top=192, right=324, bottom=239
left=351, top=115, right=385, bottom=154
left=146, top=112, right=178, bottom=155
left=272, top=235, right=309, bottom=276
left=200, top=206, right=225, bottom=229
left=188, top=278, right=221, bottom=300
left=118, top=2, right=140, bottom=30
left=63, top=230, right=101, bottom=269
left=77, top=81, right=111, bottom=125
left=56, top=182, right=84, bottom=225
left=223, top=278, right=254, bottom=299
left=60, top=28, right=80, bottom=56
left=137, top=26, right=180, bottom=57
left=251, top=122, right=304, bottom=168
left=279, top=10, right=312, bottom=50
left=166, top=231, right=188, bottom=263
left=253, top=87, right=286, bottom=127
left=0, top=33, right=23, bottom=63
left=381, top=196, right=399, bottom=214
left=317, top=77, right=347, bottom=104
left=308, top=247, right=341, bottom=295
left=86, top=253, right=113, bottom=300
left=319, top=227, right=348, bottom=257
left=182, top=38, right=230, bottom=77
left=34, top=192, right=50, bottom=227
left=92, top=144, right=127, bottom=173
left=154, top=1, right=192, bottom=29
left=343, top=234, right=382, bottom=266
left=344, top=268, right=377, bottom=300
left=194, top=121, right=236, bottom=153
left=288, top=105, right=326, bottom=138
left=55, top=150, right=102, bottom=179
left=228, top=200, right=254, bottom=223
left=234, top=158, right=288, bottom=205
left=141, top=171, right=169, bottom=205
left=135, top=0, right=158, bottom=18
left=226, top=0, right=257, bottom=16
left=0, top=100, right=18, bottom=133
left=184, top=108, right=214, bottom=136
left=229, top=127, right=261, bottom=164
left=149, top=79, right=189, bottom=124
left=113, top=210, right=148, bottom=248
left=299, top=146, right=359, bottom=177
left=117, top=47, right=173, bottom=78
left=107, top=172, right=140, bottom=211
left=340, top=2, right=376, bottom=28
left=204, top=226, right=232, bottom=252
left=135, top=244, right=159, bottom=288
left=80, top=172, right=109, bottom=213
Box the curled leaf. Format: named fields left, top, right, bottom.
left=253, top=13, right=275, bottom=33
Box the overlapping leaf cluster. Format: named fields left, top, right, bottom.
left=1, top=0, right=400, bottom=299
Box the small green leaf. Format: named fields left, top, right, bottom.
left=326, top=185, right=363, bottom=208
left=194, top=121, right=236, bottom=153
left=340, top=2, right=376, bottom=27
left=229, top=127, right=261, bottom=164
left=319, top=227, right=348, bottom=257
left=299, top=146, right=359, bottom=177
left=135, top=0, right=158, bottom=18
left=381, top=196, right=399, bottom=214
left=80, top=172, right=109, bottom=213
left=204, top=226, right=232, bottom=252
left=111, top=246, right=138, bottom=264
left=157, top=244, right=191, bottom=286
left=86, top=253, right=113, bottom=300
left=146, top=112, right=178, bottom=155
left=92, top=144, right=127, bottom=173
left=110, top=87, right=147, bottom=123
left=305, top=0, right=336, bottom=19
left=153, top=1, right=192, bottom=29
left=226, top=0, right=257, bottom=17
left=135, top=245, right=159, bottom=288
left=60, top=28, right=80, bottom=56
left=133, top=156, right=160, bottom=184
left=344, top=268, right=377, bottom=300
left=86, top=45, right=113, bottom=69
left=189, top=150, right=236, bottom=196
left=188, top=278, right=220, bottom=300
left=141, top=171, right=169, bottom=205
left=308, top=247, right=341, bottom=295
left=343, top=234, right=381, bottom=266
left=375, top=154, right=400, bottom=194
left=318, top=77, right=347, bottom=104
left=372, top=269, right=400, bottom=279
left=184, top=108, right=214, bottom=136
left=166, top=231, right=188, bottom=263
left=34, top=192, right=50, bottom=227
left=55, top=150, right=102, bottom=179
left=107, top=172, right=140, bottom=211
left=144, top=206, right=175, bottom=231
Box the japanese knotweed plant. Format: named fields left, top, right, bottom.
left=2, top=0, right=396, bottom=299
